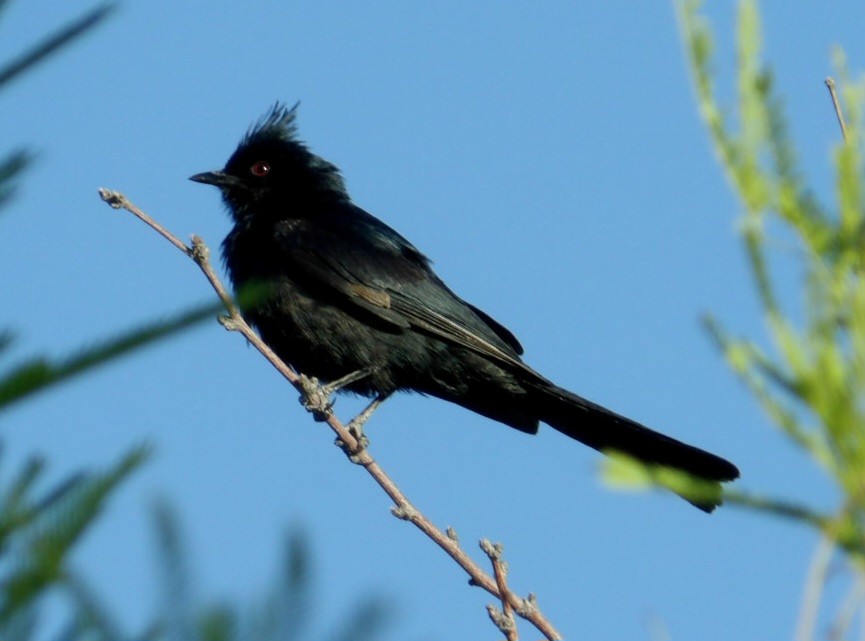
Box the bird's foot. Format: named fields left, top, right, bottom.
left=298, top=368, right=378, bottom=420
left=334, top=417, right=372, bottom=465
left=345, top=419, right=370, bottom=451
left=334, top=435, right=368, bottom=464
left=326, top=367, right=378, bottom=393
left=346, top=392, right=391, bottom=440
left=336, top=392, right=391, bottom=464
left=334, top=420, right=370, bottom=463
left=298, top=374, right=333, bottom=421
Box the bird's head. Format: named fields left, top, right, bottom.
left=190, top=103, right=349, bottom=221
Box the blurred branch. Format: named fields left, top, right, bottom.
left=98, top=188, right=563, bottom=641
left=826, top=574, right=865, bottom=641
left=796, top=537, right=834, bottom=641
left=0, top=3, right=117, bottom=90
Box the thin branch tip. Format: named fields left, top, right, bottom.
left=824, top=75, right=848, bottom=141
left=516, top=594, right=538, bottom=617
left=98, top=187, right=125, bottom=209
left=486, top=605, right=516, bottom=633
left=480, top=538, right=504, bottom=560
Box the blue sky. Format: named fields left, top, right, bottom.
left=3, top=2, right=865, bottom=639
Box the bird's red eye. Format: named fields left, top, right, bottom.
left=250, top=161, right=271, bottom=177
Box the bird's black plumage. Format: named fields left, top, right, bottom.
left=192, top=104, right=739, bottom=511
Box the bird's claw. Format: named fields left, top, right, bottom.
left=345, top=411, right=370, bottom=443
left=298, top=374, right=333, bottom=421
left=334, top=435, right=367, bottom=464
left=347, top=421, right=370, bottom=448
left=334, top=411, right=373, bottom=464
left=298, top=368, right=378, bottom=420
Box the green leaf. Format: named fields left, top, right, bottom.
left=682, top=0, right=865, bottom=590
left=0, top=300, right=221, bottom=412
left=0, top=446, right=148, bottom=627
left=0, top=151, right=33, bottom=211
left=0, top=457, right=46, bottom=551
left=56, top=573, right=125, bottom=641
left=152, top=500, right=195, bottom=641
left=600, top=453, right=724, bottom=509
left=198, top=605, right=237, bottom=641
left=0, top=331, right=14, bottom=354
left=0, top=3, right=117, bottom=90
left=723, top=490, right=828, bottom=529
left=324, top=597, right=391, bottom=641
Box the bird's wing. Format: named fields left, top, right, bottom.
left=388, top=285, right=526, bottom=368
left=275, top=209, right=525, bottom=367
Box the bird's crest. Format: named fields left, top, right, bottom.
left=235, top=101, right=350, bottom=199
left=243, top=102, right=301, bottom=146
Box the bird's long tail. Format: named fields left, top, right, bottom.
left=528, top=380, right=739, bottom=512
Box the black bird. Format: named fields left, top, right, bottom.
left=191, top=104, right=738, bottom=511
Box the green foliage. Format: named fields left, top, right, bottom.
left=607, top=4, right=865, bottom=630
left=0, top=448, right=148, bottom=641
left=666, top=0, right=865, bottom=635
left=0, top=3, right=117, bottom=90
left=38, top=502, right=391, bottom=641
left=678, top=0, right=865, bottom=550
left=0, top=0, right=221, bottom=415
left=0, top=300, right=221, bottom=413
left=602, top=453, right=725, bottom=509
left=0, top=3, right=116, bottom=212
left=0, top=4, right=213, bottom=640
left=69, top=503, right=393, bottom=641
left=0, top=151, right=31, bottom=211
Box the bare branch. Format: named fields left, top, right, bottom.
left=98, top=188, right=563, bottom=641
left=481, top=539, right=519, bottom=641
left=99, top=189, right=190, bottom=254
left=824, top=77, right=849, bottom=142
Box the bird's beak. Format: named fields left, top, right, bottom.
left=189, top=170, right=239, bottom=188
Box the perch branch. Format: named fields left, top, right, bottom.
left=97, top=188, right=562, bottom=641
left=481, top=539, right=519, bottom=641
